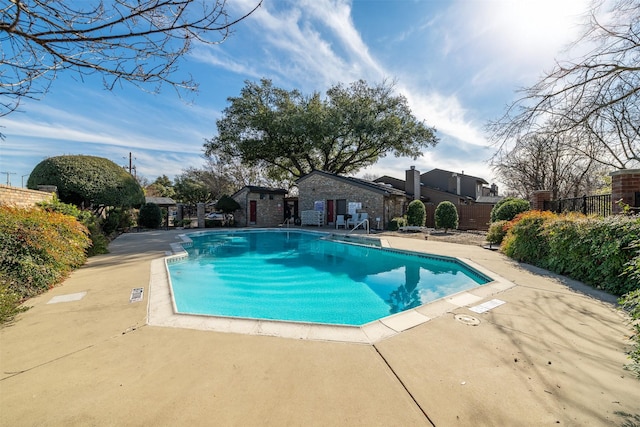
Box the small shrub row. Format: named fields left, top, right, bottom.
left=0, top=206, right=91, bottom=323
left=502, top=211, right=640, bottom=296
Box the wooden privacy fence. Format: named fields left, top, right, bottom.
left=424, top=203, right=493, bottom=231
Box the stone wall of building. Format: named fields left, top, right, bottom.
left=0, top=185, right=55, bottom=208
left=297, top=173, right=404, bottom=227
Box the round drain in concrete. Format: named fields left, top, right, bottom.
left=454, top=313, right=480, bottom=326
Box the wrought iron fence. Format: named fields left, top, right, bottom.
left=543, top=194, right=612, bottom=217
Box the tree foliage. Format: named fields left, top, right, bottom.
left=0, top=0, right=262, bottom=117
left=434, top=201, right=458, bottom=232
left=216, top=195, right=240, bottom=213
left=172, top=169, right=212, bottom=204
left=27, top=155, right=145, bottom=211
left=489, top=0, right=640, bottom=178
left=146, top=175, right=175, bottom=198
left=205, top=79, right=438, bottom=181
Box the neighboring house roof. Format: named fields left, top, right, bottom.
left=476, top=196, right=504, bottom=204
left=231, top=185, right=288, bottom=198
left=421, top=168, right=489, bottom=185
left=296, top=170, right=407, bottom=197
left=373, top=175, right=406, bottom=192
left=145, top=196, right=176, bottom=206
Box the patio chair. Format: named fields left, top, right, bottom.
left=336, top=215, right=346, bottom=229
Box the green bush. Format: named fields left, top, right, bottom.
left=502, top=211, right=640, bottom=295
left=491, top=198, right=530, bottom=222
left=102, top=208, right=134, bottom=235
left=490, top=197, right=513, bottom=222
left=486, top=220, right=508, bottom=245
left=406, top=200, right=426, bottom=227
left=138, top=203, right=163, bottom=229
left=388, top=216, right=407, bottom=231
left=502, top=210, right=554, bottom=265
left=0, top=282, right=29, bottom=324
left=27, top=155, right=145, bottom=209
left=39, top=196, right=110, bottom=256
left=0, top=206, right=91, bottom=323
left=619, top=289, right=640, bottom=377
left=434, top=201, right=458, bottom=232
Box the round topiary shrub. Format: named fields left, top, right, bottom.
left=406, top=200, right=426, bottom=227
left=492, top=198, right=530, bottom=222
left=435, top=201, right=458, bottom=232
left=138, top=203, right=162, bottom=229
left=27, top=155, right=145, bottom=209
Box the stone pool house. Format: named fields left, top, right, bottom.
left=232, top=167, right=500, bottom=230
left=231, top=186, right=289, bottom=227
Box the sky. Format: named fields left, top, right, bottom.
left=0, top=0, right=594, bottom=191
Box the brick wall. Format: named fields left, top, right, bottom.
left=531, top=190, right=552, bottom=211
left=297, top=173, right=405, bottom=227
left=0, top=185, right=54, bottom=208
left=611, top=169, right=640, bottom=214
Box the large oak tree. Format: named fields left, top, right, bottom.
left=204, top=79, right=438, bottom=181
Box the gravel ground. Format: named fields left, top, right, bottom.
left=378, top=228, right=488, bottom=247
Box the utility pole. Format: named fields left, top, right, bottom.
left=1, top=171, right=16, bottom=186
left=122, top=152, right=136, bottom=175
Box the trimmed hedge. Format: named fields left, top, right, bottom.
left=27, top=155, right=145, bottom=209
left=435, top=201, right=458, bottom=232
left=138, top=203, right=163, bottom=229
left=0, top=206, right=91, bottom=323
left=406, top=200, right=426, bottom=227
left=502, top=211, right=640, bottom=296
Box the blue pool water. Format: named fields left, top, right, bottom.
left=168, top=230, right=491, bottom=326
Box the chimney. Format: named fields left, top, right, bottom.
left=448, top=173, right=460, bottom=195
left=405, top=166, right=420, bottom=200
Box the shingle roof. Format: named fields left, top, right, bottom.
left=145, top=196, right=176, bottom=206
left=296, top=170, right=407, bottom=196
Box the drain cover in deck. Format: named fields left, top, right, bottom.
left=454, top=314, right=480, bottom=326
left=129, top=287, right=144, bottom=303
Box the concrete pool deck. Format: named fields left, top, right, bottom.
left=1, top=229, right=639, bottom=426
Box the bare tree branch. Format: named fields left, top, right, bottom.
left=488, top=0, right=640, bottom=172
left=0, top=0, right=262, bottom=117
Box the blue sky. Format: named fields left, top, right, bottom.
left=0, top=0, right=593, bottom=190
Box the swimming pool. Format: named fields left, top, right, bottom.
left=167, top=229, right=491, bottom=326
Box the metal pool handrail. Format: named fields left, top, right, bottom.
left=347, top=218, right=369, bottom=235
